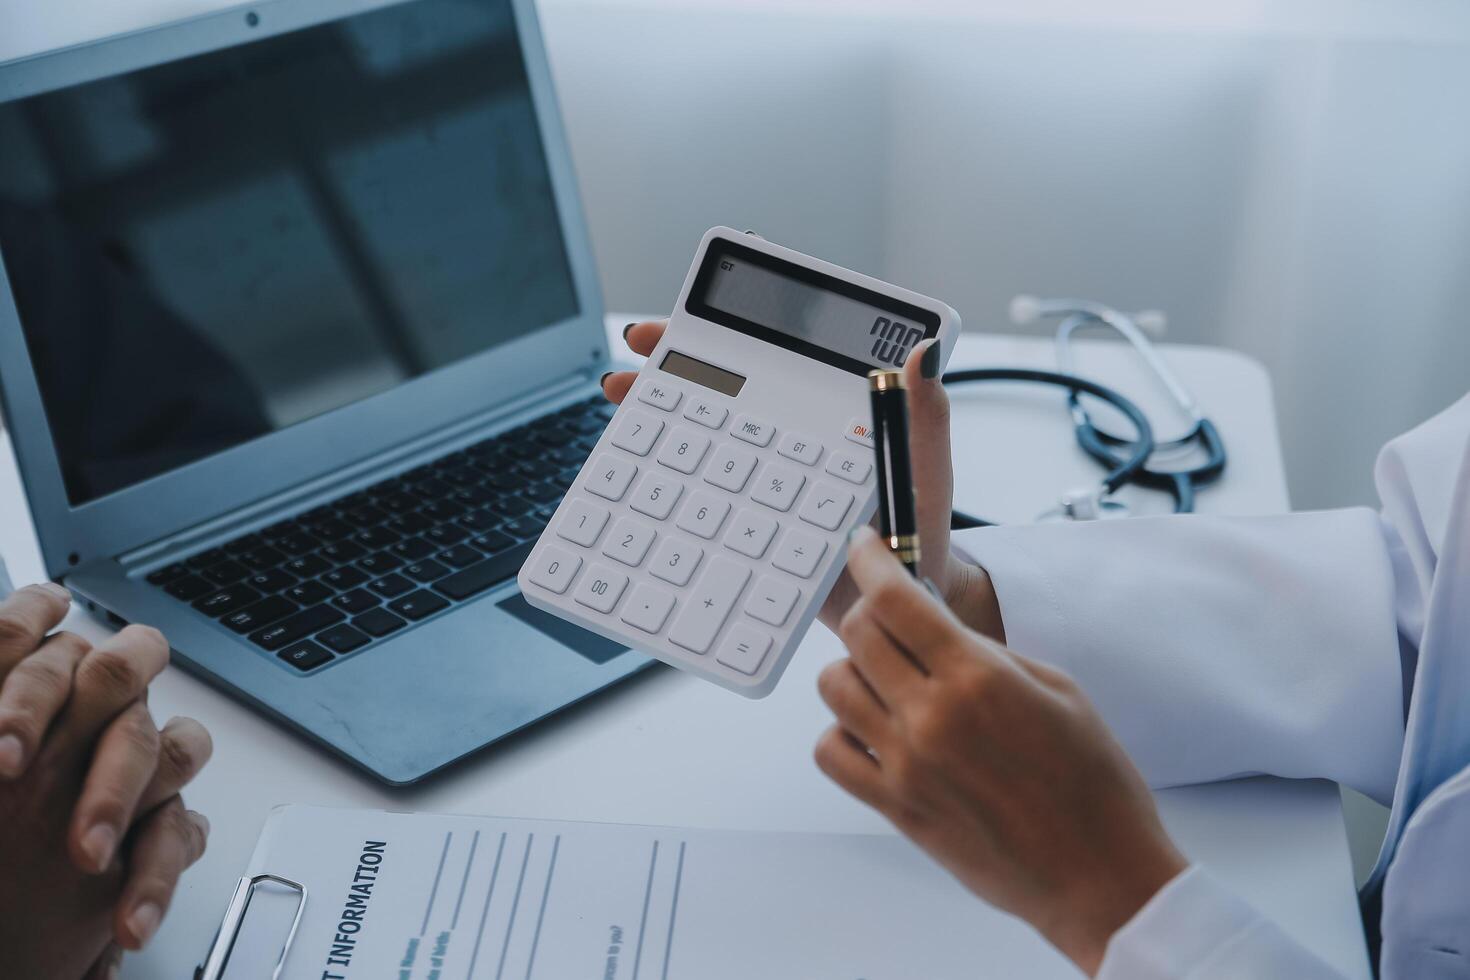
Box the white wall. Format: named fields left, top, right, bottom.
left=3, top=0, right=1468, bottom=509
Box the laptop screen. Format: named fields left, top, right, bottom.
left=0, top=0, right=579, bottom=506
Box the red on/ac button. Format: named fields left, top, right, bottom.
left=844, top=418, right=874, bottom=447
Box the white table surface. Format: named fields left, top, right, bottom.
left=0, top=318, right=1369, bottom=978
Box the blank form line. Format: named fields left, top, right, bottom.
left=452, top=830, right=482, bottom=930
left=630, top=841, right=660, bottom=980
left=494, top=834, right=536, bottom=980
left=420, top=831, right=454, bottom=937
left=464, top=832, right=508, bottom=980
left=523, top=835, right=561, bottom=980
left=660, top=842, right=687, bottom=980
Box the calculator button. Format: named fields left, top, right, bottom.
left=675, top=490, right=730, bottom=539
left=771, top=528, right=827, bottom=578
left=556, top=498, right=610, bottom=547
left=825, top=451, right=872, bottom=484
left=620, top=582, right=676, bottom=633
left=745, top=575, right=800, bottom=627
left=723, top=508, right=779, bottom=559
left=610, top=410, right=664, bottom=456
left=683, top=397, right=729, bottom=429
left=585, top=454, right=637, bottom=501
left=715, top=623, right=772, bottom=676
left=656, top=427, right=711, bottom=474
left=844, top=417, right=875, bottom=448
left=798, top=481, right=855, bottom=531
left=703, top=443, right=758, bottom=494
left=602, top=516, right=657, bottom=567
left=777, top=433, right=823, bottom=466
left=668, top=556, right=750, bottom=654
left=628, top=472, right=683, bottom=520
left=527, top=546, right=582, bottom=594
left=750, top=463, right=806, bottom=513
left=574, top=563, right=629, bottom=613
left=637, top=379, right=683, bottom=412
left=731, top=414, right=775, bottom=447
left=649, top=538, right=703, bottom=586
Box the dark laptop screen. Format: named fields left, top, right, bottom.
left=0, top=0, right=579, bottom=505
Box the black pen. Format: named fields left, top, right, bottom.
left=868, top=369, right=920, bottom=576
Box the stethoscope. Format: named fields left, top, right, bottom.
left=946, top=296, right=1227, bottom=529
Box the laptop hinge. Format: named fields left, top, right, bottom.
left=118, top=368, right=599, bottom=568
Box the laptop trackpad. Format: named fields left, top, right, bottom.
left=497, top=593, right=630, bottom=665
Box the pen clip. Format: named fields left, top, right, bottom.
left=196, top=873, right=308, bottom=980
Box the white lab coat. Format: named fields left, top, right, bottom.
left=957, top=394, right=1470, bottom=978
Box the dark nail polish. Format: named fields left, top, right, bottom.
left=622, top=322, right=636, bottom=341
left=599, top=371, right=613, bottom=387
left=919, top=341, right=941, bottom=380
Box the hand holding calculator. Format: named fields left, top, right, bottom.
left=519, top=228, right=959, bottom=696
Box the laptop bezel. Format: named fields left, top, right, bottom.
left=0, top=0, right=610, bottom=581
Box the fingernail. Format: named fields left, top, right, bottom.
left=919, top=340, right=941, bottom=380
left=128, top=901, right=162, bottom=946
left=598, top=371, right=613, bottom=388
left=0, top=733, right=24, bottom=777
left=82, top=823, right=118, bottom=871
left=39, top=582, right=71, bottom=602
left=622, top=322, right=636, bottom=340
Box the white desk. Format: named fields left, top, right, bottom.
left=0, top=321, right=1369, bottom=978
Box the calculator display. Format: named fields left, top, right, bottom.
left=687, top=239, right=940, bottom=375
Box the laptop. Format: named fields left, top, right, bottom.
left=0, top=0, right=655, bottom=784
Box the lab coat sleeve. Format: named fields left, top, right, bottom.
left=954, top=506, right=1406, bottom=804
left=1097, top=865, right=1344, bottom=979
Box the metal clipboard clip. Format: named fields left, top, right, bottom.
left=194, top=874, right=308, bottom=980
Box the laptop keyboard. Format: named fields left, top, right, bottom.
left=143, top=396, right=614, bottom=674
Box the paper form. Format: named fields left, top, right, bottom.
left=220, top=804, right=1067, bottom=980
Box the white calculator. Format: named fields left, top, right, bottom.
left=518, top=227, right=960, bottom=696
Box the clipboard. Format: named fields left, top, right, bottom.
left=194, top=874, right=307, bottom=980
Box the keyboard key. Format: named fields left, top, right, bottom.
left=357, top=552, right=403, bottom=575
left=489, top=495, right=535, bottom=519
left=285, top=555, right=331, bottom=578
left=503, top=515, right=545, bottom=539
left=674, top=490, right=730, bottom=540
left=655, top=427, right=711, bottom=475
left=525, top=545, right=581, bottom=595
left=354, top=607, right=407, bottom=637
left=321, top=566, right=368, bottom=591
left=402, top=559, right=450, bottom=583
left=668, top=555, right=749, bottom=654
left=185, top=548, right=228, bottom=569
left=274, top=533, right=320, bottom=556
left=573, top=563, right=628, bottom=614
left=723, top=508, right=779, bottom=559
left=354, top=527, right=400, bottom=551
left=471, top=530, right=517, bottom=555
left=585, top=454, right=638, bottom=501
left=601, top=516, right=656, bottom=567
left=731, top=414, right=775, bottom=447
left=798, top=481, right=855, bottom=531
left=285, top=581, right=333, bottom=606
left=750, top=463, right=805, bottom=513
left=343, top=504, right=388, bottom=527
left=745, top=575, right=801, bottom=627
left=620, top=582, right=676, bottom=633
left=237, top=545, right=288, bottom=570
left=261, top=520, right=298, bottom=539
left=636, top=379, right=683, bottom=412
left=457, top=510, right=500, bottom=533
left=682, top=396, right=728, bottom=429
left=368, top=574, right=414, bottom=598
left=278, top=640, right=333, bottom=672
left=222, top=532, right=265, bottom=554
left=424, top=524, right=470, bottom=548
left=387, top=513, right=432, bottom=535
left=307, top=518, right=355, bottom=542
left=771, top=528, right=827, bottom=578
left=165, top=575, right=214, bottom=601
left=224, top=595, right=297, bottom=633
left=389, top=589, right=450, bottom=622
left=319, top=541, right=367, bottom=564
left=610, top=410, right=664, bottom=456
left=193, top=584, right=262, bottom=618
left=247, top=569, right=297, bottom=593
left=702, top=443, right=757, bottom=494
left=628, top=473, right=683, bottom=521
left=146, top=563, right=187, bottom=585
left=331, top=588, right=380, bottom=615
left=825, top=450, right=872, bottom=484
left=317, top=623, right=370, bottom=654
left=555, top=498, right=610, bottom=547
left=649, top=538, right=703, bottom=587
left=389, top=537, right=436, bottom=561
left=715, top=623, right=772, bottom=675
left=250, top=604, right=344, bottom=650
left=777, top=432, right=823, bottom=466
left=438, top=545, right=482, bottom=568
left=434, top=541, right=537, bottom=600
